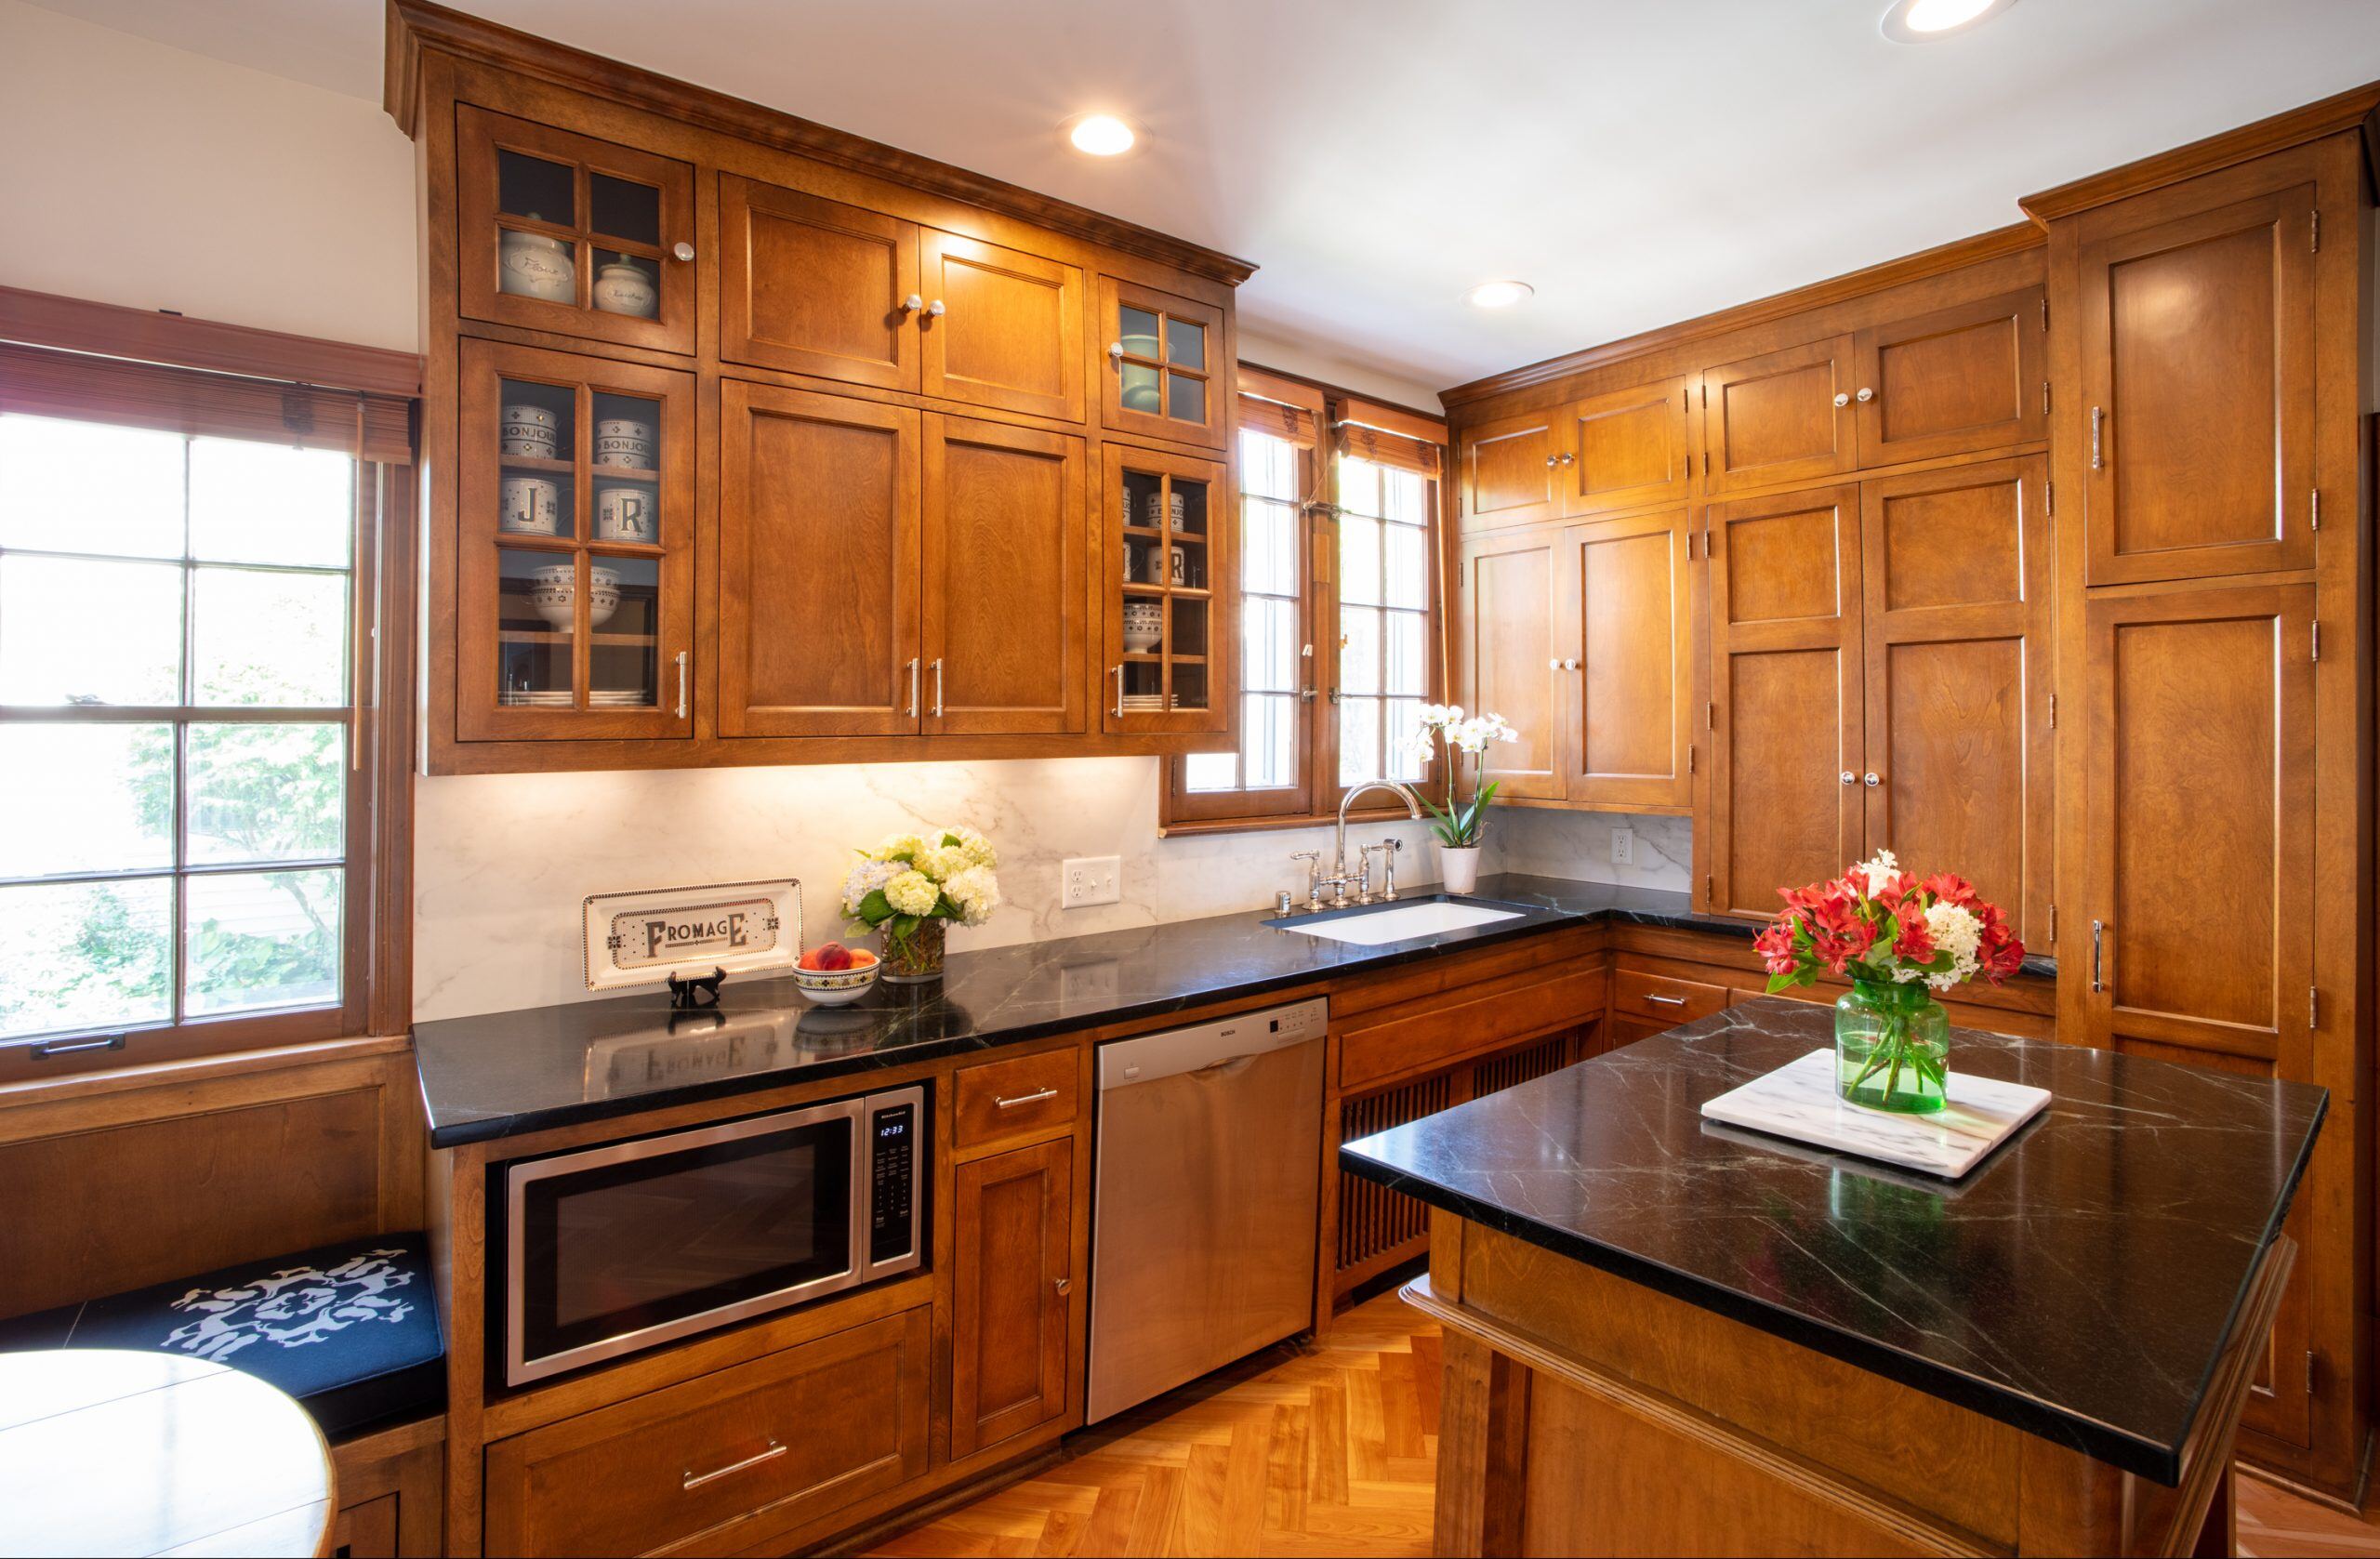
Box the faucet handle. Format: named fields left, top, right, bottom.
left=1289, top=850, right=1323, bottom=909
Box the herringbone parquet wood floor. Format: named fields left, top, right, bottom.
left=864, top=1289, right=2380, bottom=1559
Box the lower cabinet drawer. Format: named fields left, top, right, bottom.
left=955, top=1046, right=1078, bottom=1148
left=1611, top=967, right=1729, bottom=1025
left=483, top=1307, right=930, bottom=1557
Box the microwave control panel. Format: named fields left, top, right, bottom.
left=867, top=1089, right=924, bottom=1270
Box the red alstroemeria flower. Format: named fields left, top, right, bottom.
left=1753, top=920, right=1798, bottom=975
left=1918, top=871, right=1979, bottom=908
left=1892, top=912, right=1936, bottom=966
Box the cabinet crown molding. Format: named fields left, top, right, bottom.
left=382, top=0, right=1259, bottom=287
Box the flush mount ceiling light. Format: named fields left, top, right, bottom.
left=1064, top=112, right=1140, bottom=157
left=1465, top=280, right=1535, bottom=310
left=1881, top=0, right=2016, bottom=43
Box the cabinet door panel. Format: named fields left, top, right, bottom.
left=919, top=231, right=1084, bottom=422
left=1701, top=337, right=1857, bottom=495
left=1855, top=288, right=2044, bottom=466
left=1859, top=457, right=2051, bottom=947
left=1101, top=445, right=1231, bottom=736
left=719, top=177, right=919, bottom=391
left=2079, top=185, right=2316, bottom=585
left=951, top=1139, right=1073, bottom=1459
left=1708, top=484, right=1862, bottom=917
left=923, top=417, right=1086, bottom=735
left=1455, top=528, right=1565, bottom=800
left=1098, top=278, right=1225, bottom=447
left=1458, top=409, right=1562, bottom=530
left=1557, top=377, right=1691, bottom=517
left=718, top=382, right=921, bottom=736
left=1559, top=510, right=1689, bottom=810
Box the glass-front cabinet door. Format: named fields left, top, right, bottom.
left=456, top=107, right=697, bottom=356
left=1104, top=444, right=1231, bottom=735
left=456, top=339, right=694, bottom=742
left=1099, top=279, right=1226, bottom=449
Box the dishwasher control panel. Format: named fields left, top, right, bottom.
left=1097, top=997, right=1329, bottom=1090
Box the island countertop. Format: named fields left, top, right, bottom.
left=1339, top=997, right=2325, bottom=1484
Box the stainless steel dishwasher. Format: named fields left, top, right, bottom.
left=1087, top=996, right=1328, bottom=1422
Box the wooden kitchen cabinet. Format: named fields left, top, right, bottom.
left=950, top=1139, right=1074, bottom=1459
left=917, top=230, right=1085, bottom=423
left=2075, top=177, right=2318, bottom=586
left=1705, top=482, right=1864, bottom=917
left=456, top=107, right=696, bottom=356
left=1852, top=287, right=2045, bottom=467
left=1699, top=335, right=1858, bottom=495
left=1102, top=443, right=1230, bottom=736
left=1099, top=277, right=1226, bottom=448
left=1456, top=405, right=1564, bottom=530
left=1555, top=509, right=1693, bottom=812
left=1453, top=525, right=1567, bottom=800
left=456, top=337, right=695, bottom=742
left=719, top=176, right=920, bottom=390
left=717, top=381, right=922, bottom=736
left=1554, top=376, right=1693, bottom=518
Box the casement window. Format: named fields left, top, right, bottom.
left=0, top=334, right=412, bottom=1077
left=1166, top=367, right=1448, bottom=832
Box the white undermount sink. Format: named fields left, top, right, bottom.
left=1275, top=900, right=1524, bottom=945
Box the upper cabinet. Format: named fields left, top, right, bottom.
left=1555, top=377, right=1693, bottom=518
left=457, top=108, right=697, bottom=356
left=1099, top=279, right=1226, bottom=448
left=720, top=177, right=920, bottom=390
left=918, top=231, right=1085, bottom=423
left=1699, top=336, right=1859, bottom=495
left=1457, top=406, right=1564, bottom=531
left=1853, top=287, right=2044, bottom=467
left=2075, top=177, right=2318, bottom=586
left=1102, top=443, right=1231, bottom=736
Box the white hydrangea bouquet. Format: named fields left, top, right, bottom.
left=840, top=826, right=1000, bottom=983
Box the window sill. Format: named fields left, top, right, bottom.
left=1157, top=806, right=1436, bottom=839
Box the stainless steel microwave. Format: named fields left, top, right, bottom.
left=499, top=1084, right=924, bottom=1386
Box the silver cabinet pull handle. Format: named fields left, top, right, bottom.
left=997, top=1087, right=1059, bottom=1109
left=672, top=241, right=695, bottom=262
left=2091, top=919, right=2106, bottom=992
left=1111, top=664, right=1125, bottom=718
left=675, top=651, right=689, bottom=720
left=906, top=657, right=919, bottom=718
left=930, top=657, right=945, bottom=718
left=2090, top=406, right=2104, bottom=469
left=1855, top=387, right=1874, bottom=403
left=683, top=1440, right=784, bottom=1492
left=1644, top=993, right=1687, bottom=1007
left=1832, top=391, right=1850, bottom=407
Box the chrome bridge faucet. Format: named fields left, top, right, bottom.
left=1278, top=781, right=1422, bottom=911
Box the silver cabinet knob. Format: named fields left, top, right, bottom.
left=1543, top=454, right=1557, bottom=468
left=901, top=293, right=923, bottom=313
left=1856, top=387, right=1875, bottom=403
left=924, top=299, right=945, bottom=318
left=671, top=241, right=695, bottom=262
left=1841, top=772, right=1857, bottom=785
left=1863, top=772, right=1881, bottom=786
left=1549, top=657, right=1563, bottom=669
left=1556, top=452, right=1575, bottom=466
left=1832, top=392, right=1850, bottom=407
left=1108, top=340, right=1125, bottom=359
left=1563, top=657, right=1580, bottom=670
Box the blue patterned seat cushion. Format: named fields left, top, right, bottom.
left=0, top=1235, right=443, bottom=1437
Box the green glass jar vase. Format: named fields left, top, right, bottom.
left=1835, top=979, right=1950, bottom=1114
left=879, top=918, right=947, bottom=984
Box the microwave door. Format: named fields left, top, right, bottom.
left=505, top=1097, right=866, bottom=1386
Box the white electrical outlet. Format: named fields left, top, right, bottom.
left=1611, top=827, right=1634, bottom=866
left=1062, top=855, right=1121, bottom=909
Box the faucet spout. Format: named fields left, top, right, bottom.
left=1335, top=780, right=1423, bottom=884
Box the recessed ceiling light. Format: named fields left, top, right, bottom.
left=1065, top=113, right=1138, bottom=157
left=1465, top=280, right=1534, bottom=310
left=1881, top=0, right=2015, bottom=43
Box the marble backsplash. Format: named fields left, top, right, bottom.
left=411, top=757, right=1692, bottom=1024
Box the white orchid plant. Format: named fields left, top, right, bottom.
left=1400, top=706, right=1520, bottom=850
left=840, top=826, right=1001, bottom=957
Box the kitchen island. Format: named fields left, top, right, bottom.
left=1340, top=998, right=2324, bottom=1557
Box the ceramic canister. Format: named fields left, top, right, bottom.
left=591, top=259, right=658, bottom=320
left=500, top=403, right=560, bottom=459
left=1145, top=490, right=1187, bottom=532
left=594, top=417, right=655, bottom=469
left=498, top=229, right=575, bottom=304
left=498, top=475, right=562, bottom=535
left=595, top=484, right=656, bottom=544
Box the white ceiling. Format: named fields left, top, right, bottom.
left=30, top=0, right=2380, bottom=402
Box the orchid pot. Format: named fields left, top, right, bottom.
left=1402, top=706, right=1520, bottom=892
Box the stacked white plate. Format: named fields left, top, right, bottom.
left=1120, top=694, right=1170, bottom=711
left=501, top=690, right=575, bottom=707
left=589, top=690, right=649, bottom=707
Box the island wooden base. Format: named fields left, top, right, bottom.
left=1408, top=1211, right=2294, bottom=1557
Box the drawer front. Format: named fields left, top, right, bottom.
left=1340, top=966, right=1606, bottom=1092
left=955, top=1047, right=1078, bottom=1147
left=1611, top=968, right=1729, bottom=1025
left=484, top=1309, right=929, bottom=1558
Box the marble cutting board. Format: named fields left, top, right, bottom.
left=1699, top=1048, right=2050, bottom=1178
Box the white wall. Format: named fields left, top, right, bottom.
left=0, top=0, right=418, bottom=352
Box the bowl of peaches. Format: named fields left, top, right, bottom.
left=791, top=941, right=879, bottom=1005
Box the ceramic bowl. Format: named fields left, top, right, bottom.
left=791, top=954, right=879, bottom=1005
left=528, top=586, right=575, bottom=629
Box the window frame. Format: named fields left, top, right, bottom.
left=1164, top=365, right=1449, bottom=834
left=0, top=304, right=415, bottom=1081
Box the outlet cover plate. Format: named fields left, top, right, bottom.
left=1611, top=828, right=1634, bottom=866
left=1063, top=855, right=1121, bottom=909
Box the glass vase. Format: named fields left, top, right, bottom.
left=1835, top=979, right=1950, bottom=1114
left=879, top=918, right=947, bottom=984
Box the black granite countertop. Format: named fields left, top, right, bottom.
left=412, top=875, right=1760, bottom=1148
left=1339, top=998, right=2324, bottom=1484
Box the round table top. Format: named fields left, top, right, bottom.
left=0, top=1349, right=335, bottom=1558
